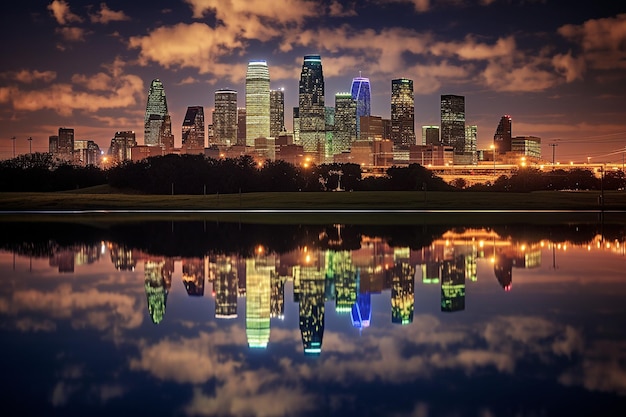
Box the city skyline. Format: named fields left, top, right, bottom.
left=0, top=1, right=625, bottom=163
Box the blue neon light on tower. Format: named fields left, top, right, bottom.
left=350, top=76, right=371, bottom=138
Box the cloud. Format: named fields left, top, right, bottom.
left=183, top=0, right=319, bottom=24
left=10, top=70, right=57, bottom=84
left=380, top=0, right=431, bottom=13
left=552, top=52, right=586, bottom=82
left=48, top=0, right=83, bottom=25
left=430, top=36, right=517, bottom=60
left=1, top=283, right=143, bottom=330
left=0, top=62, right=144, bottom=117
left=558, top=14, right=626, bottom=71
left=89, top=3, right=130, bottom=24
left=329, top=1, right=358, bottom=17
left=56, top=27, right=86, bottom=42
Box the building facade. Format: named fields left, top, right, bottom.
left=333, top=92, right=357, bottom=154
left=391, top=78, right=416, bottom=147
left=494, top=115, right=513, bottom=154
left=270, top=88, right=285, bottom=137
left=351, top=76, right=371, bottom=138
left=245, top=61, right=270, bottom=146
left=108, top=131, right=137, bottom=164
left=440, top=94, right=466, bottom=154
left=236, top=108, right=246, bottom=146
left=298, top=55, right=326, bottom=161
left=144, top=79, right=169, bottom=147
left=422, top=125, right=440, bottom=146
left=213, top=89, right=238, bottom=146
left=181, top=106, right=205, bottom=154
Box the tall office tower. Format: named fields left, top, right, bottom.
left=422, top=125, right=440, bottom=145
left=298, top=54, right=326, bottom=160
left=325, top=106, right=335, bottom=160
left=333, top=93, right=357, bottom=154
left=73, top=140, right=100, bottom=166
left=246, top=255, right=274, bottom=349
left=270, top=88, right=285, bottom=137
left=493, top=115, right=512, bottom=154
left=109, top=131, right=137, bottom=163
left=48, top=136, right=58, bottom=154
left=292, top=107, right=300, bottom=144
left=144, top=260, right=168, bottom=324
left=181, top=106, right=205, bottom=153
left=182, top=258, right=205, bottom=296
left=465, top=125, right=478, bottom=164
left=327, top=251, right=356, bottom=313
left=144, top=79, right=169, bottom=146
left=245, top=60, right=270, bottom=146
left=351, top=76, right=371, bottom=138
left=160, top=114, right=174, bottom=151
left=391, top=78, right=416, bottom=147
left=215, top=256, right=238, bottom=319
left=57, top=127, right=74, bottom=161
left=440, top=94, right=466, bottom=154
left=236, top=108, right=246, bottom=146
left=299, top=263, right=326, bottom=356
left=213, top=89, right=238, bottom=146
left=270, top=270, right=285, bottom=319
left=441, top=255, right=466, bottom=312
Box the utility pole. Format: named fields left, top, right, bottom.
left=11, top=136, right=16, bottom=158
left=549, top=143, right=558, bottom=168
left=27, top=137, right=33, bottom=155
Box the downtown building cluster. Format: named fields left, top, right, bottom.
left=46, top=55, right=541, bottom=169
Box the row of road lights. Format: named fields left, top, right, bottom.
left=10, top=136, right=33, bottom=157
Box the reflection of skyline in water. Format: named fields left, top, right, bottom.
left=3, top=226, right=624, bottom=355
left=1, top=222, right=625, bottom=417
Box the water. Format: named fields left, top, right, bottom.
left=0, top=216, right=625, bottom=417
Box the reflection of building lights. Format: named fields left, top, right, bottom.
left=305, top=254, right=311, bottom=263
left=490, top=257, right=495, bottom=264
left=540, top=241, right=545, bottom=247
left=479, top=240, right=484, bottom=248
left=256, top=245, right=264, bottom=255
left=521, top=244, right=526, bottom=251
left=606, top=242, right=611, bottom=249
left=563, top=244, right=567, bottom=251
left=504, top=284, right=511, bottom=292
left=587, top=245, right=591, bottom=251
left=557, top=243, right=562, bottom=250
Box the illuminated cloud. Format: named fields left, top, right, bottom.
left=56, top=26, right=86, bottom=42
left=481, top=58, right=560, bottom=92
left=183, top=0, right=319, bottom=24
left=329, top=1, right=358, bottom=17
left=558, top=14, right=626, bottom=71
left=89, top=3, right=131, bottom=24
left=48, top=0, right=83, bottom=25
left=380, top=0, right=431, bottom=13
left=11, top=70, right=58, bottom=84
left=1, top=62, right=144, bottom=117
left=430, top=36, right=516, bottom=60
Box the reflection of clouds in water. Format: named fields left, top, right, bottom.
left=0, top=283, right=143, bottom=331
left=559, top=340, right=626, bottom=396
left=129, top=329, right=317, bottom=417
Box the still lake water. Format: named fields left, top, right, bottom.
left=0, top=215, right=625, bottom=417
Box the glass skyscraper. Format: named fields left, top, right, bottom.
left=213, top=89, right=238, bottom=146
left=270, top=88, right=285, bottom=137
left=245, top=60, right=270, bottom=146
left=494, top=115, right=512, bottom=154
left=350, top=76, right=371, bottom=138
left=333, top=92, right=357, bottom=154
left=181, top=106, right=205, bottom=153
left=144, top=79, right=169, bottom=146
left=440, top=94, right=466, bottom=154
left=391, top=78, right=416, bottom=147
left=298, top=54, right=325, bottom=161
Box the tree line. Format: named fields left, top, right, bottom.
left=0, top=153, right=623, bottom=193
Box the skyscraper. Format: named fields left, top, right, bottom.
left=298, top=54, right=325, bottom=161
left=465, top=125, right=478, bottom=164
left=245, top=60, right=270, bottom=146
left=391, top=78, right=415, bottom=147
left=351, top=76, right=371, bottom=138
left=440, top=94, right=466, bottom=154
left=333, top=92, right=357, bottom=154
left=109, top=131, right=136, bottom=163
left=236, top=108, right=246, bottom=146
left=422, top=125, right=440, bottom=145
left=181, top=106, right=205, bottom=153
left=494, top=115, right=512, bottom=154
left=213, top=89, right=238, bottom=146
left=57, top=127, right=74, bottom=162
left=270, top=88, right=285, bottom=137
left=144, top=79, right=169, bottom=146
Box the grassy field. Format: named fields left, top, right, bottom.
left=1, top=186, right=625, bottom=225
left=1, top=186, right=625, bottom=211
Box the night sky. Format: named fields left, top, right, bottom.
left=1, top=0, right=625, bottom=163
